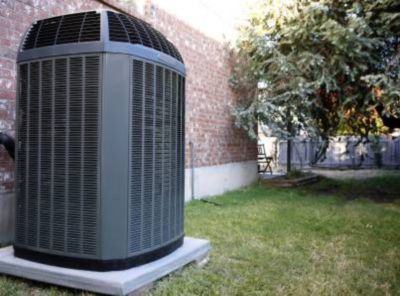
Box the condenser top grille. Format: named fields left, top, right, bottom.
left=23, top=11, right=101, bottom=50
left=107, top=11, right=183, bottom=62
left=20, top=10, right=184, bottom=65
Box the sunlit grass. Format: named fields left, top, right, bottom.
left=0, top=176, right=399, bottom=295
left=151, top=176, right=400, bottom=296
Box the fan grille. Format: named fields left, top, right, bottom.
left=21, top=11, right=184, bottom=64
left=108, top=11, right=183, bottom=62
left=22, top=12, right=101, bottom=50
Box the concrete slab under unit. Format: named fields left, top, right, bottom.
left=0, top=237, right=211, bottom=296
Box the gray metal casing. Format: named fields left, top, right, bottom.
left=14, top=10, right=186, bottom=266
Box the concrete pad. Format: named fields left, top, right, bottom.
left=0, top=237, right=211, bottom=295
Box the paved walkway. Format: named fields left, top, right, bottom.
left=259, top=169, right=400, bottom=180
left=310, top=169, right=400, bottom=180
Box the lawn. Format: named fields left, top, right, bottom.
left=1, top=176, right=399, bottom=295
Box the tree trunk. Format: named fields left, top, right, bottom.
left=287, top=137, right=292, bottom=173
left=287, top=114, right=292, bottom=173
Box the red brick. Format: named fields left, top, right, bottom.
left=0, top=0, right=256, bottom=193
left=0, top=39, right=11, bottom=47
left=0, top=90, right=16, bottom=100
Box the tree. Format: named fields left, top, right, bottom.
left=231, top=0, right=400, bottom=171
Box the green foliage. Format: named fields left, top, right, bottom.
left=232, top=0, right=400, bottom=160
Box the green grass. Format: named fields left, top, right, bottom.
left=1, top=176, right=400, bottom=296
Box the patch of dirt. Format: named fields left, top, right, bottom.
left=302, top=180, right=399, bottom=203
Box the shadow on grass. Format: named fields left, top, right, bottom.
left=299, top=175, right=400, bottom=203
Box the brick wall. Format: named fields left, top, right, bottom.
left=0, top=0, right=256, bottom=193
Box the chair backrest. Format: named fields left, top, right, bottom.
left=258, top=144, right=266, bottom=158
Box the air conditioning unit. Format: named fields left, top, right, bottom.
left=14, top=10, right=185, bottom=271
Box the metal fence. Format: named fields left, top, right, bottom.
left=276, top=137, right=400, bottom=169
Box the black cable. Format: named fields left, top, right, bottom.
left=0, top=132, right=15, bottom=160
left=200, top=199, right=222, bottom=207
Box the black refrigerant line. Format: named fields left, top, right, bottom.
left=0, top=132, right=15, bottom=160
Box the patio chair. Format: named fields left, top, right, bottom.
left=258, top=144, right=273, bottom=174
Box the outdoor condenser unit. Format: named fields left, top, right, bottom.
left=14, top=10, right=185, bottom=271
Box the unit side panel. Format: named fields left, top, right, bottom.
left=128, top=58, right=185, bottom=256
left=15, top=54, right=102, bottom=259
